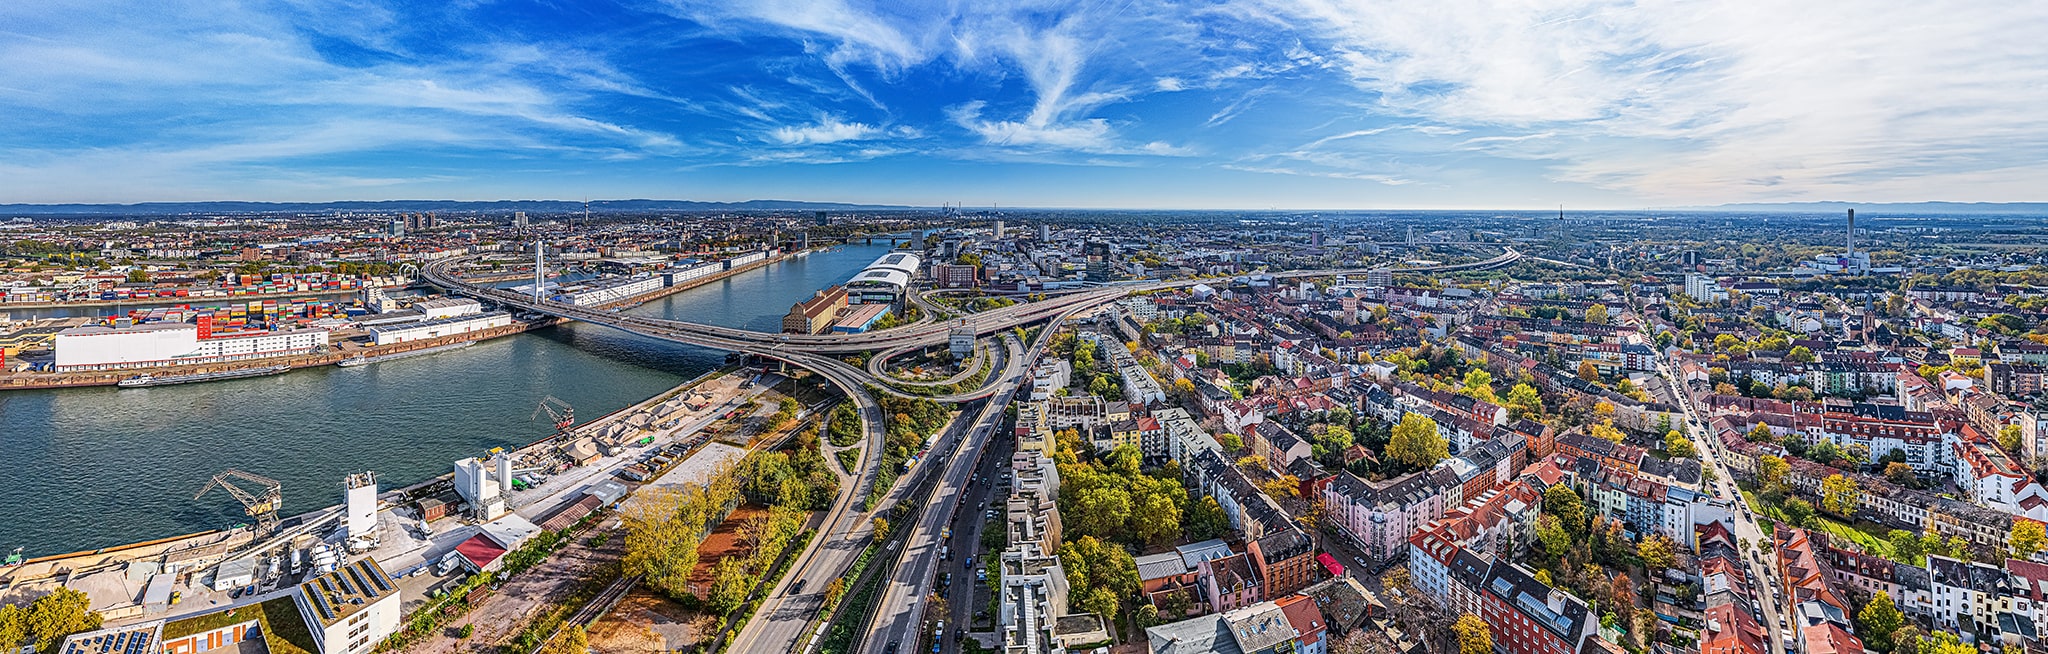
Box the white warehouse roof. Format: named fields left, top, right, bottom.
left=846, top=268, right=910, bottom=290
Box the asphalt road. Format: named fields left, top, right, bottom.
left=860, top=335, right=1031, bottom=654
left=1658, top=359, right=1793, bottom=654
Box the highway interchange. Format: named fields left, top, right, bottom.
left=419, top=246, right=1523, bottom=653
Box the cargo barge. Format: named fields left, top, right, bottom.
left=117, top=365, right=293, bottom=388
left=336, top=341, right=476, bottom=367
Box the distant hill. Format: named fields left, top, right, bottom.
left=0, top=198, right=924, bottom=216
left=1676, top=201, right=2048, bottom=215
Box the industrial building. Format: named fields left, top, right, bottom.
left=408, top=297, right=481, bottom=320
left=783, top=285, right=849, bottom=334
left=293, top=559, right=401, bottom=654
left=54, top=323, right=329, bottom=371
left=454, top=454, right=516, bottom=520
left=366, top=311, right=513, bottom=345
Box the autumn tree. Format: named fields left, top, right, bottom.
left=1885, top=462, right=1917, bottom=486
left=1220, top=432, right=1244, bottom=450
left=2012, top=520, right=2048, bottom=560
left=1746, top=422, right=1775, bottom=442
left=1585, top=304, right=1610, bottom=325
left=1589, top=421, right=1625, bottom=444
left=1788, top=346, right=1816, bottom=363
left=1453, top=614, right=1493, bottom=654
left=1820, top=474, right=1862, bottom=517
left=2000, top=424, right=2024, bottom=453
left=1504, top=383, right=1544, bottom=419
left=539, top=625, right=590, bottom=654
left=1758, top=455, right=1791, bottom=495
left=706, top=556, right=753, bottom=614
left=1387, top=412, right=1448, bottom=469
left=1537, top=514, right=1572, bottom=559
left=1461, top=369, right=1497, bottom=403
left=1665, top=431, right=1697, bottom=458
left=1638, top=534, right=1678, bottom=572
left=1578, top=360, right=1600, bottom=382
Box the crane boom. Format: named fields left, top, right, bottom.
left=194, top=469, right=284, bottom=533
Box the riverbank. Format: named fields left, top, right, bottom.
left=0, top=317, right=563, bottom=391
left=0, top=283, right=414, bottom=312
left=0, top=364, right=751, bottom=620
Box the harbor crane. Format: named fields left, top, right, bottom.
left=532, top=395, right=576, bottom=432
left=193, top=469, right=284, bottom=534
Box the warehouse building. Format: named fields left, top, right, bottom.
left=783, top=285, right=848, bottom=334
left=367, top=311, right=513, bottom=345
left=54, top=323, right=329, bottom=371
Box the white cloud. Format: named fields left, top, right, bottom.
left=1267, top=0, right=2048, bottom=201
left=770, top=116, right=884, bottom=144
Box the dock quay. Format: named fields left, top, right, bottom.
left=0, top=363, right=777, bottom=631
left=0, top=316, right=563, bottom=391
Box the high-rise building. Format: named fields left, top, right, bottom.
left=511, top=211, right=528, bottom=230
left=994, top=220, right=1005, bottom=240
left=1040, top=223, right=1051, bottom=241
left=387, top=218, right=405, bottom=238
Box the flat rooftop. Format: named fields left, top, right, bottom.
left=296, top=558, right=397, bottom=627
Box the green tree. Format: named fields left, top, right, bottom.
left=1820, top=474, right=1861, bottom=517
left=1857, top=592, right=1905, bottom=651
left=125, top=268, right=149, bottom=283
left=23, top=588, right=101, bottom=653
left=1184, top=495, right=1229, bottom=540
left=1387, top=413, right=1448, bottom=469
left=1543, top=484, right=1587, bottom=532
left=1788, top=346, right=1816, bottom=363
left=1537, top=514, right=1572, bottom=560
left=1783, top=498, right=1817, bottom=527
left=1809, top=440, right=1845, bottom=465
left=706, top=556, right=753, bottom=615
left=1888, top=530, right=1927, bottom=566
left=1069, top=486, right=1133, bottom=537
left=2000, top=424, right=2024, bottom=453
left=1454, top=614, right=1494, bottom=654
left=2012, top=520, right=2047, bottom=560
left=1220, top=432, right=1244, bottom=450
left=1130, top=487, right=1184, bottom=547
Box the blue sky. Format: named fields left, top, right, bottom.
left=2, top=0, right=2044, bottom=208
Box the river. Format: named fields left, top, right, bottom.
left=0, top=242, right=895, bottom=554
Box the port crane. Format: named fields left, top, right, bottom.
left=193, top=469, right=284, bottom=534
left=533, top=395, right=576, bottom=432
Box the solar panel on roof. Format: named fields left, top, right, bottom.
left=309, top=588, right=337, bottom=621
left=365, top=562, right=394, bottom=593
left=344, top=566, right=369, bottom=595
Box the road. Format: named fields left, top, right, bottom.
left=859, top=335, right=1032, bottom=654
left=1656, top=358, right=1792, bottom=654
left=726, top=353, right=888, bottom=653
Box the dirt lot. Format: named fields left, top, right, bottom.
left=401, top=531, right=626, bottom=654
left=687, top=504, right=766, bottom=593
left=586, top=590, right=707, bottom=653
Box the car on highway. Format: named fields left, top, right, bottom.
left=791, top=579, right=806, bottom=595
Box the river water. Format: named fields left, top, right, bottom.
left=0, top=243, right=893, bottom=554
